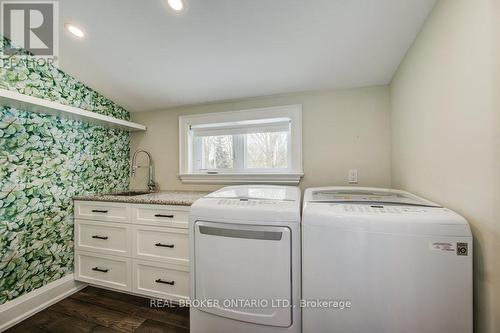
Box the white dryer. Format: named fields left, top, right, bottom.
left=302, top=187, right=472, bottom=333
left=189, top=185, right=301, bottom=333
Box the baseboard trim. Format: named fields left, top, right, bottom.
left=0, top=274, right=87, bottom=332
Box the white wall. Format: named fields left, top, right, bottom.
left=390, top=0, right=499, bottom=332
left=130, top=86, right=391, bottom=191
left=128, top=2, right=500, bottom=330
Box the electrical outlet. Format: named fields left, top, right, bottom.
left=348, top=169, right=358, bottom=184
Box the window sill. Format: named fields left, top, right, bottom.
left=178, top=173, right=304, bottom=185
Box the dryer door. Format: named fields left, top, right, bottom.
left=194, top=221, right=292, bottom=327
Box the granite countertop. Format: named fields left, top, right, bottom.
left=73, top=190, right=210, bottom=206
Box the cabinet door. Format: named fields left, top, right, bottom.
left=74, top=201, right=130, bottom=223
left=194, top=221, right=292, bottom=327
left=131, top=204, right=189, bottom=228
left=75, top=220, right=132, bottom=256
left=132, top=225, right=189, bottom=265
left=75, top=251, right=132, bottom=291
left=133, top=260, right=189, bottom=301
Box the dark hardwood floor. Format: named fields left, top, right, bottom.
left=7, top=286, right=189, bottom=333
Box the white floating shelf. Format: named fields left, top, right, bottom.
left=0, top=89, right=146, bottom=132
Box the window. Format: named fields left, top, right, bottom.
left=192, top=118, right=290, bottom=172
left=179, top=105, right=303, bottom=184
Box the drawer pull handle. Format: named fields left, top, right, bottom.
left=154, top=214, right=174, bottom=218
left=155, top=279, right=175, bottom=285
left=155, top=243, right=174, bottom=248
left=92, top=235, right=109, bottom=240
left=92, top=267, right=109, bottom=273
left=91, top=209, right=108, bottom=213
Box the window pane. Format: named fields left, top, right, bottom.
left=245, top=132, right=288, bottom=169
left=199, top=135, right=234, bottom=169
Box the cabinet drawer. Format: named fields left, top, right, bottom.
left=132, top=226, right=188, bottom=265
left=131, top=204, right=189, bottom=228
left=74, top=201, right=130, bottom=223
left=75, top=220, right=131, bottom=256
left=133, top=260, right=189, bottom=301
left=75, top=251, right=132, bottom=291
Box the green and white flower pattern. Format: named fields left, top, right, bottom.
left=0, top=37, right=130, bottom=304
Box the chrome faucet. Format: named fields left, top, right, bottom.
left=131, top=149, right=158, bottom=192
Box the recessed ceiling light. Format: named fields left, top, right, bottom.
left=167, top=0, right=184, bottom=11
left=65, top=24, right=85, bottom=38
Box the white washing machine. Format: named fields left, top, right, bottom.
left=302, top=187, right=473, bottom=333
left=189, top=185, right=302, bottom=333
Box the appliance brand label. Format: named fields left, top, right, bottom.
left=429, top=242, right=455, bottom=252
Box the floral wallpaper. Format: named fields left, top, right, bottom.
left=0, top=37, right=130, bottom=304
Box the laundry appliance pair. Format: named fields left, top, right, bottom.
left=188, top=185, right=472, bottom=333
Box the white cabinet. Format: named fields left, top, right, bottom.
left=133, top=260, right=189, bottom=301
left=131, top=204, right=189, bottom=228
left=132, top=225, right=189, bottom=266
left=74, top=201, right=130, bottom=223
left=75, top=252, right=132, bottom=292
left=75, top=220, right=132, bottom=256
left=74, top=200, right=191, bottom=300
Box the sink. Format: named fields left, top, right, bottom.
left=111, top=191, right=151, bottom=197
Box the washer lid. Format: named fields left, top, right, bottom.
left=307, top=187, right=440, bottom=207
left=302, top=203, right=471, bottom=237
left=191, top=185, right=301, bottom=224
left=303, top=187, right=471, bottom=237
left=207, top=185, right=298, bottom=202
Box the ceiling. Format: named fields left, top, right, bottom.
left=58, top=0, right=436, bottom=112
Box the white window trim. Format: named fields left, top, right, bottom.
left=179, top=105, right=303, bottom=184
